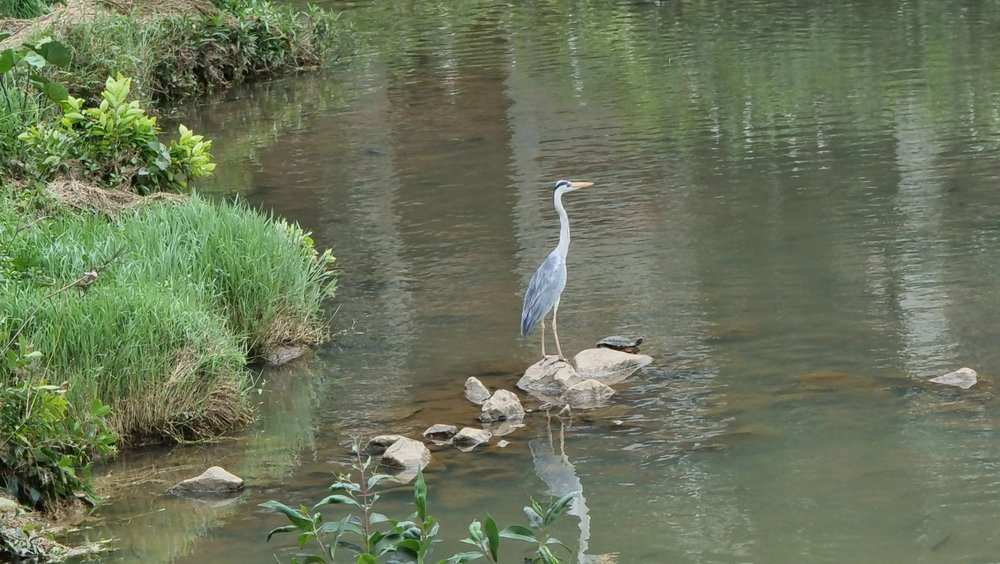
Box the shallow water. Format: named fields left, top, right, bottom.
left=75, top=1, right=1000, bottom=562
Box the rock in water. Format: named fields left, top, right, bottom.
left=464, top=377, right=492, bottom=405
left=365, top=435, right=406, bottom=455
left=170, top=466, right=244, bottom=494
left=381, top=438, right=431, bottom=473
left=517, top=359, right=582, bottom=399
left=453, top=427, right=492, bottom=451
left=422, top=424, right=457, bottom=440
left=929, top=367, right=977, bottom=390
left=563, top=379, right=616, bottom=408
left=479, top=389, right=526, bottom=422
left=573, top=348, right=652, bottom=384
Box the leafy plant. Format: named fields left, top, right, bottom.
left=0, top=34, right=71, bottom=173
left=18, top=72, right=216, bottom=193
left=261, top=438, right=579, bottom=563
left=0, top=342, right=118, bottom=510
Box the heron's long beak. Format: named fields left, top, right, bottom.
left=570, top=181, right=595, bottom=190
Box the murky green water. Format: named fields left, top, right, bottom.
left=74, top=1, right=1000, bottom=562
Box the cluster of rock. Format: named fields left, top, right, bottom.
left=517, top=346, right=652, bottom=408
left=170, top=337, right=652, bottom=494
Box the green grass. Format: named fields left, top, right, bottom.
left=53, top=0, right=344, bottom=104
left=0, top=72, right=46, bottom=174
left=1, top=193, right=336, bottom=444
left=0, top=0, right=55, bottom=18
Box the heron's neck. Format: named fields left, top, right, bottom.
left=554, top=190, right=570, bottom=258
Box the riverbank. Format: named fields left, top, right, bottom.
left=1, top=0, right=344, bottom=554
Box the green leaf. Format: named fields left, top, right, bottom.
left=29, top=75, right=68, bottom=103
left=537, top=545, right=558, bottom=564
left=259, top=500, right=313, bottom=530
left=414, top=471, right=427, bottom=521
left=442, top=552, right=484, bottom=563
left=0, top=48, right=17, bottom=73
left=543, top=491, right=578, bottom=526
left=395, top=538, right=421, bottom=554
left=22, top=50, right=45, bottom=69
left=313, top=494, right=359, bottom=508
left=302, top=556, right=326, bottom=564
left=467, top=520, right=483, bottom=543
left=523, top=506, right=543, bottom=528
left=265, top=524, right=298, bottom=542
left=499, top=524, right=537, bottom=544
left=329, top=481, right=361, bottom=493
left=369, top=512, right=390, bottom=524
left=484, top=516, right=499, bottom=561
left=357, top=554, right=379, bottom=564
left=0, top=32, right=10, bottom=42
left=33, top=40, right=71, bottom=67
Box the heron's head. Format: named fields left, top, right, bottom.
left=553, top=179, right=595, bottom=192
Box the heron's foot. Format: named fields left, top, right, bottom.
left=541, top=354, right=567, bottom=366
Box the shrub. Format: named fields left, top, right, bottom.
left=0, top=344, right=117, bottom=511
left=17, top=73, right=215, bottom=193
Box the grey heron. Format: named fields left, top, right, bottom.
left=520, top=179, right=595, bottom=360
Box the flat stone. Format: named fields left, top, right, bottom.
left=381, top=437, right=431, bottom=471
left=453, top=427, right=492, bottom=450
left=365, top=434, right=406, bottom=455
left=422, top=424, right=457, bottom=439
left=517, top=359, right=582, bottom=399
left=263, top=345, right=309, bottom=366
left=573, top=348, right=652, bottom=384
left=170, top=466, right=244, bottom=494
left=562, top=379, right=615, bottom=409
left=929, top=367, right=977, bottom=390
left=464, top=377, right=492, bottom=405
left=479, top=389, right=525, bottom=422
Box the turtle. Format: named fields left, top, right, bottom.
left=595, top=335, right=644, bottom=354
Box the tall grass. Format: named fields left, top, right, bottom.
left=54, top=0, right=344, bottom=104
left=0, top=72, right=45, bottom=174
left=2, top=194, right=336, bottom=444
left=0, top=0, right=53, bottom=18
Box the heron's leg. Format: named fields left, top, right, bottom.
left=540, top=318, right=547, bottom=358
left=552, top=303, right=565, bottom=360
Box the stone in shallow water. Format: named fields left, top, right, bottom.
left=170, top=466, right=244, bottom=495
left=464, top=377, right=491, bottom=405
left=573, top=348, right=652, bottom=384
left=365, top=434, right=406, bottom=455
left=422, top=424, right=457, bottom=439
left=562, top=379, right=615, bottom=409
left=381, top=438, right=431, bottom=471
left=479, top=389, right=525, bottom=422
left=929, top=367, right=977, bottom=390
left=517, top=359, right=582, bottom=399
left=453, top=427, right=492, bottom=452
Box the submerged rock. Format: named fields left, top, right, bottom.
left=563, top=379, right=615, bottom=408
left=422, top=424, right=457, bottom=440
left=365, top=434, right=406, bottom=455
left=479, top=389, right=525, bottom=422
left=263, top=345, right=309, bottom=366
left=482, top=418, right=525, bottom=437
left=517, top=359, right=582, bottom=399
left=453, top=427, right=492, bottom=451
left=573, top=348, right=652, bottom=384
left=170, top=466, right=244, bottom=495
left=381, top=437, right=431, bottom=473
left=464, top=377, right=492, bottom=405
left=929, top=367, right=977, bottom=390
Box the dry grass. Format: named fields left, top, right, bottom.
left=0, top=0, right=213, bottom=50
left=47, top=177, right=185, bottom=214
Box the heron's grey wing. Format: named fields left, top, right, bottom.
left=521, top=252, right=567, bottom=336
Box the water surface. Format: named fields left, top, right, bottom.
left=78, top=1, right=1000, bottom=562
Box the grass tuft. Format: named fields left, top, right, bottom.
left=2, top=193, right=335, bottom=444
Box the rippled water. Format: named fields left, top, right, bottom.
left=75, top=1, right=1000, bottom=562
